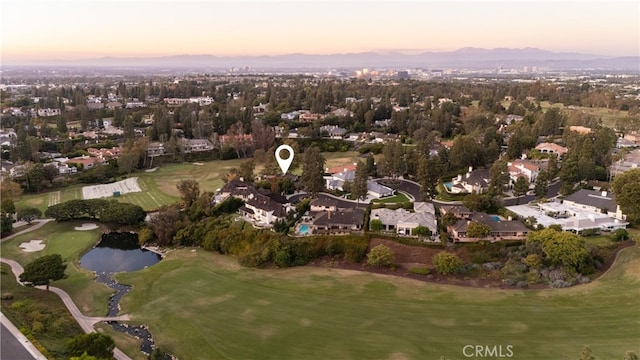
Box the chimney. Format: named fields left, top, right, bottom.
left=468, top=166, right=473, bottom=173
left=601, top=191, right=608, bottom=197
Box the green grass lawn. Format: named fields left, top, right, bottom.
left=0, top=221, right=113, bottom=316
left=115, top=246, right=640, bottom=360
left=371, top=192, right=410, bottom=204
left=584, top=235, right=617, bottom=249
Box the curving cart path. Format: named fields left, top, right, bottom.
left=0, top=219, right=132, bottom=360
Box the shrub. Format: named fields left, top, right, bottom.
left=0, top=292, right=14, bottom=300
left=433, top=251, right=463, bottom=275
left=614, top=228, right=629, bottom=241
left=366, top=244, right=395, bottom=267
left=408, top=267, right=430, bottom=275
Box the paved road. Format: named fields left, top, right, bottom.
left=1, top=318, right=42, bottom=360
left=0, top=219, right=54, bottom=243
left=375, top=178, right=421, bottom=200
left=503, top=180, right=562, bottom=206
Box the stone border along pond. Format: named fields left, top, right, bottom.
left=95, top=271, right=156, bottom=356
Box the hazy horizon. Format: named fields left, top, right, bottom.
left=1, top=0, right=638, bottom=64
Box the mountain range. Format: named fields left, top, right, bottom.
left=13, top=48, right=640, bottom=71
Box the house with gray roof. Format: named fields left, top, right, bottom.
left=448, top=212, right=530, bottom=242
left=563, top=189, right=625, bottom=220
left=311, top=208, right=365, bottom=234
left=449, top=167, right=491, bottom=194
left=370, top=202, right=437, bottom=238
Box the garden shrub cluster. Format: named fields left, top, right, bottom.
left=200, top=220, right=368, bottom=268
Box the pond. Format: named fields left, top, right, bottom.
left=80, top=232, right=161, bottom=272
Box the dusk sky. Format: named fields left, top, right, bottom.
left=1, top=0, right=638, bottom=63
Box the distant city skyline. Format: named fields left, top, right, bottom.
left=1, top=0, right=638, bottom=64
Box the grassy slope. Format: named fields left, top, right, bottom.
left=116, top=246, right=640, bottom=360
left=0, top=221, right=113, bottom=316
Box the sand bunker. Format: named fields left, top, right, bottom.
left=75, top=223, right=99, bottom=231
left=145, top=167, right=158, bottom=172
left=193, top=162, right=204, bottom=166
left=82, top=177, right=142, bottom=199
left=19, top=240, right=45, bottom=252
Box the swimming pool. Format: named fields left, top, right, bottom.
left=299, top=224, right=310, bottom=235
left=490, top=215, right=501, bottom=222
left=444, top=182, right=453, bottom=190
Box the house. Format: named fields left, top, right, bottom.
left=332, top=108, right=352, bottom=117
left=535, top=142, right=568, bottom=158
left=106, top=102, right=122, bottom=110
left=569, top=126, right=592, bottom=135
left=320, top=125, right=347, bottom=138
left=87, top=102, right=104, bottom=110
left=366, top=180, right=394, bottom=198
left=298, top=111, right=324, bottom=122
left=507, top=159, right=543, bottom=183
left=241, top=192, right=289, bottom=226
left=147, top=142, right=166, bottom=157
left=67, top=156, right=100, bottom=170
left=218, top=134, right=253, bottom=146
left=125, top=101, right=146, bottom=109
left=563, top=189, right=626, bottom=220
left=311, top=208, right=365, bottom=234
left=180, top=138, right=214, bottom=153
left=326, top=163, right=357, bottom=175
left=448, top=212, right=529, bottom=242
left=449, top=167, right=491, bottom=194
left=370, top=132, right=399, bottom=143
left=281, top=111, right=300, bottom=121
left=164, top=98, right=190, bottom=106
left=87, top=147, right=122, bottom=159
left=37, top=108, right=61, bottom=117
left=439, top=205, right=473, bottom=219
left=219, top=179, right=291, bottom=226
left=504, top=114, right=524, bottom=124
left=507, top=198, right=628, bottom=234
left=370, top=202, right=437, bottom=238
left=252, top=103, right=268, bottom=114
left=609, top=148, right=640, bottom=178
left=310, top=197, right=339, bottom=212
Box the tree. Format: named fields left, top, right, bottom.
left=67, top=333, right=115, bottom=359
left=239, top=159, right=255, bottom=183
left=0, top=179, right=23, bottom=202
left=381, top=141, right=404, bottom=179
left=370, top=219, right=383, bottom=232
left=16, top=207, right=42, bottom=224
left=527, top=228, right=589, bottom=270
left=612, top=168, right=640, bottom=223
left=351, top=160, right=368, bottom=201
left=118, top=141, right=139, bottom=176
left=300, top=146, right=326, bottom=196
left=463, top=192, right=492, bottom=212
left=412, top=226, right=431, bottom=237
left=513, top=175, right=529, bottom=199
left=488, top=157, right=509, bottom=196
left=19, top=254, right=66, bottom=291
left=366, top=244, right=395, bottom=267
left=433, top=251, right=462, bottom=275
left=613, top=228, right=629, bottom=241
left=467, top=222, right=491, bottom=238
left=0, top=213, right=12, bottom=236
left=177, top=179, right=200, bottom=207
left=148, top=205, right=182, bottom=246
left=534, top=170, right=549, bottom=198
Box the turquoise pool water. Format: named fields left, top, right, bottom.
left=490, top=215, right=501, bottom=222
left=299, top=224, right=310, bottom=235
left=444, top=182, right=453, bottom=190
